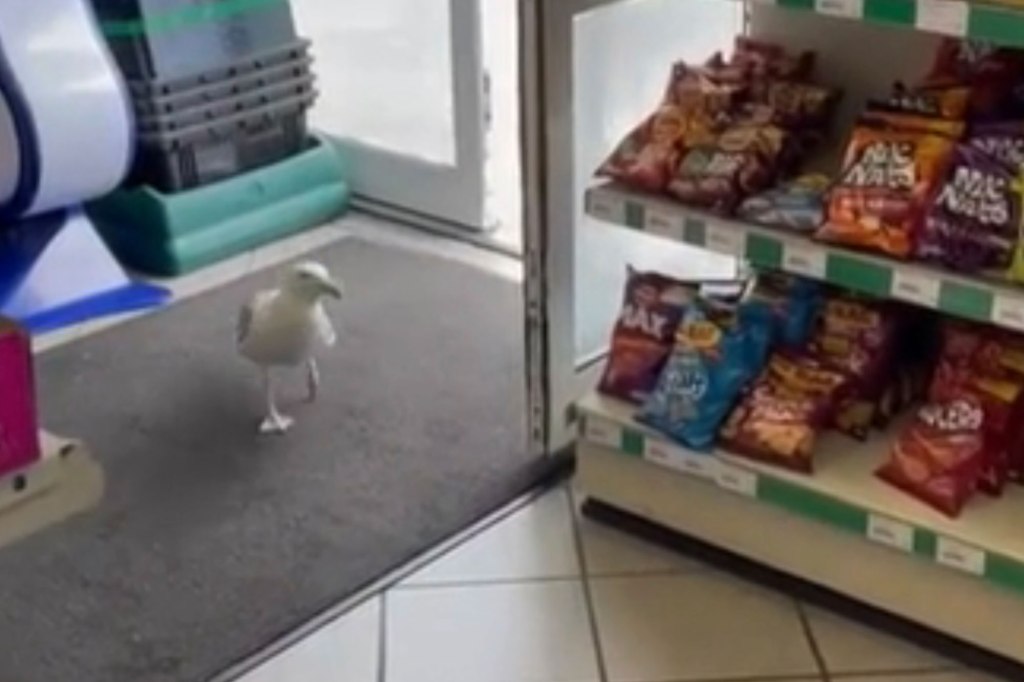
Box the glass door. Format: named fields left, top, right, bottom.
left=291, top=0, right=488, bottom=230
left=522, top=0, right=744, bottom=453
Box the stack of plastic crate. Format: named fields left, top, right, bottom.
left=92, top=0, right=317, bottom=192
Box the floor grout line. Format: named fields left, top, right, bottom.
left=393, top=566, right=707, bottom=591
left=213, top=480, right=569, bottom=682
left=795, top=601, right=832, bottom=682
left=829, top=668, right=966, bottom=679
left=567, top=485, right=611, bottom=682
left=639, top=673, right=824, bottom=682
left=377, top=592, right=388, bottom=682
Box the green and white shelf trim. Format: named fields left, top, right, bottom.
left=577, top=396, right=1024, bottom=597
left=585, top=183, right=1024, bottom=333
left=758, top=0, right=1024, bottom=48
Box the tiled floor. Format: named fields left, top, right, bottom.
left=232, top=485, right=1000, bottom=682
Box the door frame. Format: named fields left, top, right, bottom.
left=325, top=0, right=490, bottom=231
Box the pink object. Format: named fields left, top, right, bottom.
left=0, top=318, right=39, bottom=476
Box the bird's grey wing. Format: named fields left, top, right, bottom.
left=315, top=305, right=337, bottom=347
left=237, top=290, right=276, bottom=347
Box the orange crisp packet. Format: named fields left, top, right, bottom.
left=816, top=125, right=955, bottom=258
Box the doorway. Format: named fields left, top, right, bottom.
left=290, top=0, right=522, bottom=251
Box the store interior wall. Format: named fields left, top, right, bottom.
left=572, top=0, right=742, bottom=362
left=750, top=5, right=939, bottom=169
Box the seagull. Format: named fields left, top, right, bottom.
left=237, top=261, right=343, bottom=434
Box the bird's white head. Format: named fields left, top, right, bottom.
left=284, top=261, right=344, bottom=302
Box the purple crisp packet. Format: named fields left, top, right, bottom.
left=918, top=144, right=1020, bottom=272
left=968, top=121, right=1024, bottom=172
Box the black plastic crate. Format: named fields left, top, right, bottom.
left=136, top=72, right=315, bottom=133
left=133, top=90, right=315, bottom=192
left=97, top=0, right=303, bottom=83
left=125, top=39, right=310, bottom=98
left=131, top=53, right=313, bottom=117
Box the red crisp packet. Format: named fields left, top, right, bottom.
left=923, top=322, right=1024, bottom=496
left=598, top=269, right=696, bottom=404
left=596, top=106, right=687, bottom=192
left=732, top=37, right=815, bottom=83
left=878, top=394, right=987, bottom=517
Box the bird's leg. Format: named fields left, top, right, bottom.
left=306, top=357, right=320, bottom=403
left=259, top=368, right=294, bottom=434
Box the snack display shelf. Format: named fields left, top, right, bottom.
left=0, top=432, right=104, bottom=551
left=522, top=0, right=1024, bottom=668
left=761, top=0, right=1024, bottom=48
left=577, top=391, right=1024, bottom=596
left=586, top=182, right=1024, bottom=332
left=576, top=429, right=1024, bottom=663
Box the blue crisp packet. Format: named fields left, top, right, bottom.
left=638, top=301, right=773, bottom=450
left=749, top=272, right=822, bottom=348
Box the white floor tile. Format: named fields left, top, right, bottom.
left=239, top=597, right=380, bottom=682
left=401, top=488, right=579, bottom=586
left=590, top=572, right=819, bottom=682
left=806, top=606, right=955, bottom=676
left=385, top=581, right=600, bottom=682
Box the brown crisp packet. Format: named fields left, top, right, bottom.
left=808, top=296, right=901, bottom=441
left=667, top=125, right=788, bottom=213
left=719, top=351, right=850, bottom=473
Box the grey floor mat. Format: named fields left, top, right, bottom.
left=0, top=238, right=547, bottom=682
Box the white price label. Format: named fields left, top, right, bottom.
left=993, top=295, right=1024, bottom=332
left=644, top=440, right=685, bottom=470
left=892, top=271, right=940, bottom=308
left=588, top=193, right=623, bottom=222
left=716, top=465, right=757, bottom=497
left=679, top=452, right=718, bottom=480
left=705, top=223, right=744, bottom=257
left=867, top=515, right=915, bottom=553
left=644, top=208, right=683, bottom=240
left=784, top=243, right=827, bottom=279
left=915, top=0, right=969, bottom=36
left=583, top=418, right=622, bottom=450
left=815, top=0, right=863, bottom=18
left=645, top=441, right=716, bottom=480
left=936, top=537, right=986, bottom=576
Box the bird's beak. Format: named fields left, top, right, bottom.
left=322, top=279, right=343, bottom=300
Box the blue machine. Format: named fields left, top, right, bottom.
left=0, top=0, right=169, bottom=334
left=0, top=210, right=167, bottom=333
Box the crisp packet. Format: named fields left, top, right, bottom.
left=598, top=268, right=696, bottom=404
left=918, top=143, right=1019, bottom=272
left=816, top=125, right=955, bottom=258
left=638, top=300, right=773, bottom=450
left=738, top=174, right=830, bottom=233
left=719, top=351, right=850, bottom=472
